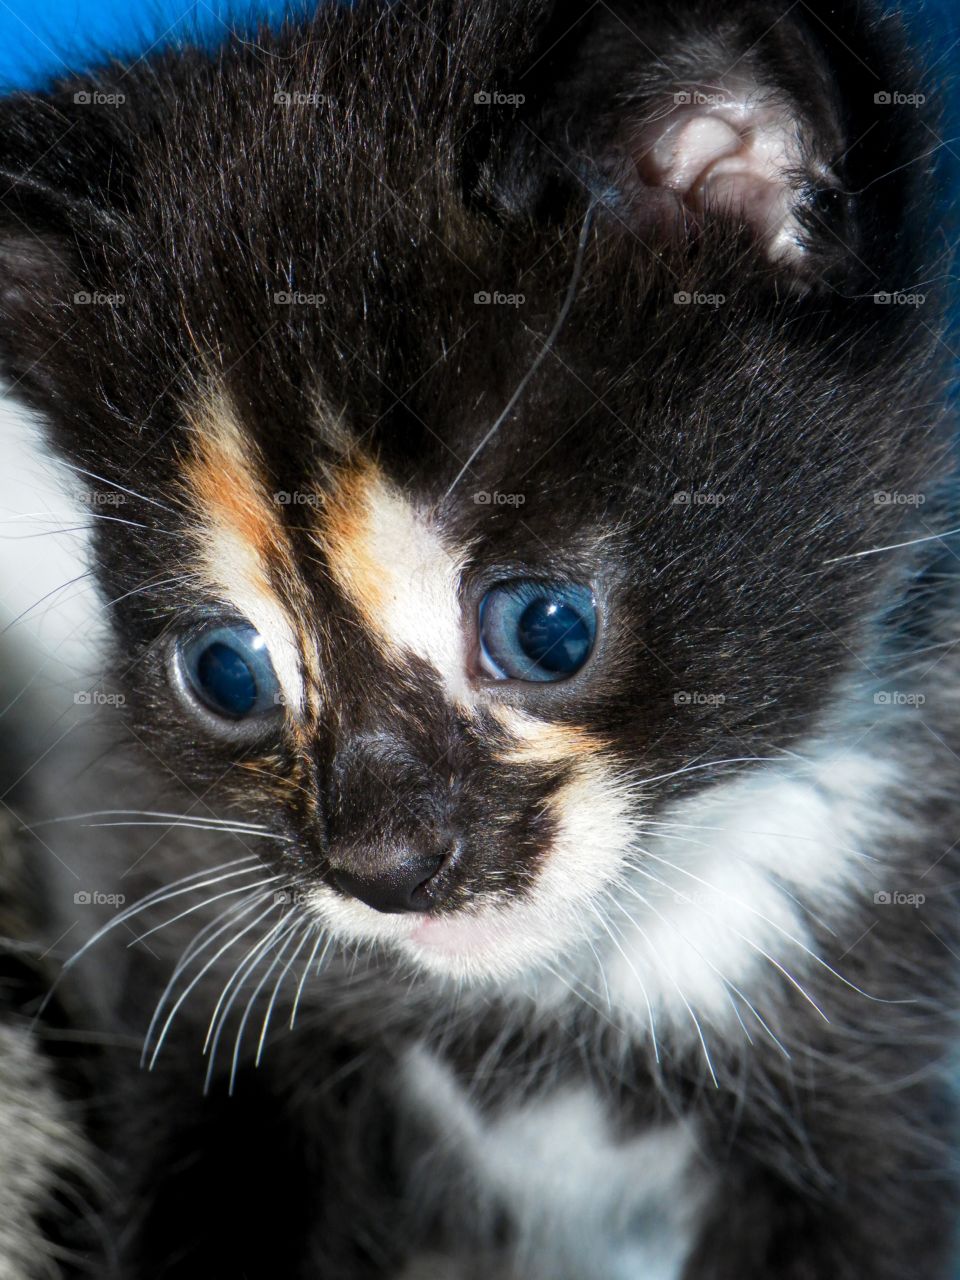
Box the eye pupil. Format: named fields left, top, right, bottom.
left=517, top=598, right=592, bottom=674
left=478, top=581, right=597, bottom=683
left=194, top=641, right=258, bottom=717
left=177, top=623, right=281, bottom=726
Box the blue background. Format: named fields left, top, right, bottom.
left=0, top=0, right=956, bottom=96
left=0, top=0, right=956, bottom=1270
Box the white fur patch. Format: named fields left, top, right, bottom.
left=600, top=753, right=896, bottom=1054
left=320, top=464, right=471, bottom=704
left=0, top=390, right=105, bottom=699
left=400, top=1046, right=713, bottom=1280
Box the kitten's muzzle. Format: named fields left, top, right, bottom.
left=322, top=730, right=461, bottom=913
left=330, top=853, right=447, bottom=914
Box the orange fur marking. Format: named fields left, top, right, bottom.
left=183, top=394, right=281, bottom=571
left=317, top=459, right=390, bottom=630
left=491, top=706, right=608, bottom=766
left=181, top=391, right=309, bottom=714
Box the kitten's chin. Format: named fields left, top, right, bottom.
left=402, top=913, right=545, bottom=983
left=304, top=885, right=585, bottom=986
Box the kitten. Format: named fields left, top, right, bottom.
left=0, top=0, right=958, bottom=1276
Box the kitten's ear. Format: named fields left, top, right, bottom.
left=505, top=0, right=929, bottom=286
left=0, top=89, right=132, bottom=394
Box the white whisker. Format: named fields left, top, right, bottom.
left=203, top=914, right=298, bottom=1094
left=632, top=846, right=908, bottom=1006
left=63, top=463, right=178, bottom=515
left=36, top=857, right=262, bottom=1018
left=127, top=874, right=283, bottom=947
left=85, top=821, right=291, bottom=842
left=442, top=199, right=596, bottom=501
left=618, top=872, right=790, bottom=1060
left=27, top=809, right=276, bottom=833
left=604, top=890, right=718, bottom=1088
left=230, top=920, right=307, bottom=1092
left=824, top=525, right=960, bottom=564
left=290, top=931, right=333, bottom=1029
left=255, top=923, right=316, bottom=1067
left=141, top=890, right=275, bottom=1066
left=627, top=757, right=778, bottom=789
left=147, top=897, right=280, bottom=1071
left=586, top=898, right=659, bottom=1063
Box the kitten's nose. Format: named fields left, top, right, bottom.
left=330, top=853, right=446, bottom=914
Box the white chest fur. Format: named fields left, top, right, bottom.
left=399, top=1046, right=714, bottom=1280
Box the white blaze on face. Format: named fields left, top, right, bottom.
left=317, top=460, right=471, bottom=703
left=183, top=393, right=305, bottom=714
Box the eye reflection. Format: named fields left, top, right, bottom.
left=478, top=582, right=597, bottom=682
left=178, top=623, right=282, bottom=720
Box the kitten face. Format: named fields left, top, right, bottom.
left=0, top=0, right=945, bottom=985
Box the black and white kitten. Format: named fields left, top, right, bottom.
left=0, top=1, right=958, bottom=1276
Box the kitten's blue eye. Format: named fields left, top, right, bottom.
left=478, top=582, right=597, bottom=682
left=178, top=624, right=281, bottom=720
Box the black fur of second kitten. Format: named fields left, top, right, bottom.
left=0, top=1, right=958, bottom=1276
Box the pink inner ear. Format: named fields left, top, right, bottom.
left=631, top=80, right=833, bottom=264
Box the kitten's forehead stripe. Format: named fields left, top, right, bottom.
left=184, top=396, right=277, bottom=565
left=315, top=458, right=472, bottom=704
left=183, top=392, right=306, bottom=715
